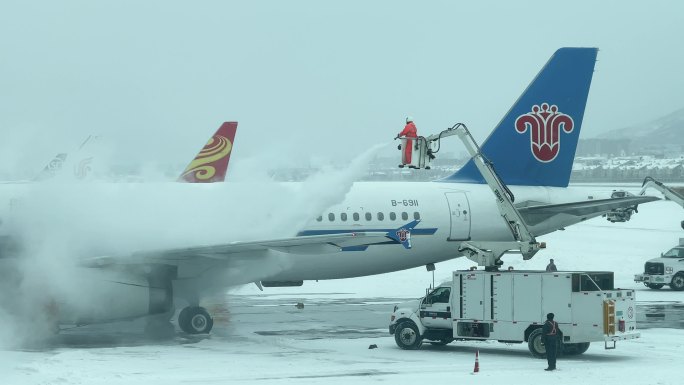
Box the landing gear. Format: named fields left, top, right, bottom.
left=178, top=306, right=214, bottom=334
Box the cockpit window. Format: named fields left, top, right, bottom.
left=663, top=247, right=684, bottom=258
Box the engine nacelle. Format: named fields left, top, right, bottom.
left=56, top=266, right=174, bottom=325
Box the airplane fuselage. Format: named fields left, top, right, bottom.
left=186, top=181, right=592, bottom=285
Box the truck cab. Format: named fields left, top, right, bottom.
left=635, top=243, right=684, bottom=290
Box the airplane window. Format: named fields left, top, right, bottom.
left=328, top=213, right=335, bottom=221
left=365, top=212, right=372, bottom=221
left=402, top=212, right=409, bottom=220
left=414, top=212, right=420, bottom=220
left=389, top=212, right=397, bottom=221
left=353, top=213, right=360, bottom=221
left=377, top=212, right=384, bottom=221
left=316, top=216, right=322, bottom=222
left=341, top=213, right=348, bottom=221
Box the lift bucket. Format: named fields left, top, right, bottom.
left=399, top=137, right=429, bottom=169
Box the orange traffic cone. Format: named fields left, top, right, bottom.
left=473, top=350, right=480, bottom=373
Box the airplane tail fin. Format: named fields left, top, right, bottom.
left=443, top=47, right=598, bottom=187
left=178, top=122, right=237, bottom=183
left=34, top=153, right=68, bottom=181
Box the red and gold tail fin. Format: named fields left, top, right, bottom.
left=178, top=122, right=237, bottom=183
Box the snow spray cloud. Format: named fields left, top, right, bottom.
left=0, top=142, right=388, bottom=344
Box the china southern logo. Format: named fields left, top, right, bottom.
left=396, top=228, right=409, bottom=242
left=515, top=103, right=574, bottom=163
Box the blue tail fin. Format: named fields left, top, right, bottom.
left=443, top=47, right=598, bottom=187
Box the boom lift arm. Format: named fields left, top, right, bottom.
left=415, top=124, right=544, bottom=268
left=638, top=176, right=684, bottom=229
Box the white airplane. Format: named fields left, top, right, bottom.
left=4, top=48, right=658, bottom=336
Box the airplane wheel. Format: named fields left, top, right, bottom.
left=179, top=306, right=214, bottom=334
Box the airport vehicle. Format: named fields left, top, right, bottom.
left=5, top=48, right=659, bottom=336
left=389, top=270, right=639, bottom=357
left=635, top=239, right=684, bottom=290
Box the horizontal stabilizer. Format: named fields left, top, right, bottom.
left=519, top=195, right=660, bottom=235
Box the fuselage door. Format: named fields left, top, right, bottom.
left=445, top=192, right=471, bottom=241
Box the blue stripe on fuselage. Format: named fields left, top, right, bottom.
left=297, top=228, right=438, bottom=237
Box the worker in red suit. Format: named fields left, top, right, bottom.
left=395, top=116, right=417, bottom=168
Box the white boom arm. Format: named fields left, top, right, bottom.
left=403, top=123, right=544, bottom=267
left=639, top=177, right=684, bottom=207
left=638, top=177, right=684, bottom=230
left=451, top=124, right=544, bottom=268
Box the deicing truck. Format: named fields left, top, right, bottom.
left=389, top=270, right=639, bottom=358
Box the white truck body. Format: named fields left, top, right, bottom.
left=634, top=240, right=684, bottom=291
left=390, top=270, right=640, bottom=357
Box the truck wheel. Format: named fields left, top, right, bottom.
left=563, top=342, right=590, bottom=355
left=394, top=321, right=422, bottom=350
left=528, top=328, right=546, bottom=358
left=671, top=273, right=684, bottom=291
left=575, top=342, right=590, bottom=354
left=645, top=283, right=664, bottom=289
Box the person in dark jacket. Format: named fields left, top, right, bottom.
left=542, top=312, right=561, bottom=371
left=545, top=258, right=558, bottom=272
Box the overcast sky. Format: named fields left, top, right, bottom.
left=1, top=0, right=682, bottom=176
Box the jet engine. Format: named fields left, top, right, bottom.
left=56, top=265, right=175, bottom=325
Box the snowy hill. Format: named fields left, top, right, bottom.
left=594, top=107, right=684, bottom=154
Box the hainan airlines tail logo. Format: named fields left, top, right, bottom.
left=515, top=103, right=574, bottom=163
left=181, top=134, right=232, bottom=181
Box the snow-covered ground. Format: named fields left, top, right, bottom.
left=2, top=184, right=684, bottom=384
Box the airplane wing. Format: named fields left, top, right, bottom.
left=79, top=231, right=394, bottom=267
left=518, top=195, right=660, bottom=235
